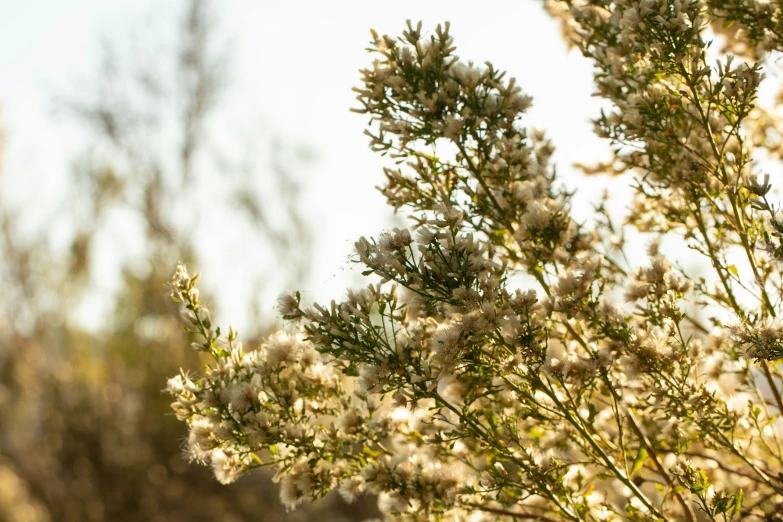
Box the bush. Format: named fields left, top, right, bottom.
left=168, top=4, right=783, bottom=520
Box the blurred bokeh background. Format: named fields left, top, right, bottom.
left=0, top=1, right=610, bottom=520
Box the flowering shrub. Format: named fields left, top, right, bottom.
left=167, top=5, right=783, bottom=520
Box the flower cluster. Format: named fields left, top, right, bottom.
left=729, top=318, right=783, bottom=361
left=353, top=21, right=573, bottom=270
left=168, top=14, right=783, bottom=522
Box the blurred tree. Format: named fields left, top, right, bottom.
left=0, top=1, right=377, bottom=521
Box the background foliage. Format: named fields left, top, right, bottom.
left=0, top=1, right=376, bottom=520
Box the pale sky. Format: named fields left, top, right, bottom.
left=0, top=1, right=616, bottom=332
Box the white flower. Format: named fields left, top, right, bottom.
left=210, top=449, right=247, bottom=485
left=338, top=476, right=366, bottom=503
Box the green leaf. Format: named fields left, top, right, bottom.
left=630, top=446, right=648, bottom=477
left=692, top=469, right=710, bottom=495
left=732, top=489, right=743, bottom=516
left=362, top=446, right=381, bottom=458
left=587, top=403, right=598, bottom=424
